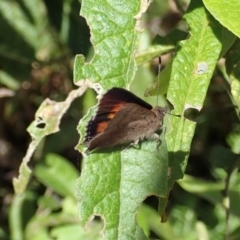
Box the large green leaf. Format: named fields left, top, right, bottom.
left=77, top=139, right=168, bottom=239
left=166, top=0, right=223, bottom=190
left=74, top=0, right=171, bottom=238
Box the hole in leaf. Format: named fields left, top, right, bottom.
left=36, top=122, right=46, bottom=129
left=184, top=108, right=199, bottom=121
left=35, top=116, right=46, bottom=129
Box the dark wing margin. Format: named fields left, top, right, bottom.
left=84, top=88, right=153, bottom=143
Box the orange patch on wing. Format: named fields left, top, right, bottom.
left=107, top=112, right=116, bottom=119
left=96, top=121, right=108, bottom=133
left=95, top=104, right=124, bottom=134
left=111, top=103, right=124, bottom=113
left=102, top=103, right=124, bottom=120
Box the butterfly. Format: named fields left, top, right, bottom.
left=84, top=87, right=167, bottom=153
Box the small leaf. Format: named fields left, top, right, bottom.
left=34, top=154, right=78, bottom=199
left=135, top=45, right=174, bottom=65
left=50, top=223, right=103, bottom=240
left=226, top=40, right=240, bottom=112
left=178, top=175, right=224, bottom=205
left=227, top=133, right=240, bottom=155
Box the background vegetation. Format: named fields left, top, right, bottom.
left=1, top=0, right=240, bottom=240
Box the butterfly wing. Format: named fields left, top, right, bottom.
left=84, top=88, right=152, bottom=143
left=86, top=103, right=159, bottom=151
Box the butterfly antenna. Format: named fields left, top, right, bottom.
left=156, top=56, right=162, bottom=106
left=166, top=112, right=181, bottom=117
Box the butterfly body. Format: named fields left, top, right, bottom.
left=84, top=88, right=166, bottom=153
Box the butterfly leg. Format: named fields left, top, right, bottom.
left=123, top=139, right=140, bottom=151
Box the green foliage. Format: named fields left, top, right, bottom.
left=1, top=0, right=240, bottom=239
left=75, top=0, right=240, bottom=239
left=77, top=137, right=168, bottom=239
left=203, top=0, right=240, bottom=38
left=166, top=0, right=226, bottom=192
left=9, top=154, right=103, bottom=240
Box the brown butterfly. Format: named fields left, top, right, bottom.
left=84, top=87, right=167, bottom=153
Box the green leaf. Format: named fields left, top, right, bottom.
left=12, top=162, right=32, bottom=196
left=166, top=0, right=223, bottom=189
left=178, top=175, right=224, bottom=204
left=75, top=1, right=170, bottom=238
left=203, top=0, right=240, bottom=38
left=25, top=197, right=80, bottom=240
left=34, top=154, right=79, bottom=199
left=226, top=40, right=240, bottom=113
left=50, top=223, right=103, bottom=240
left=9, top=192, right=37, bottom=240
left=75, top=0, right=227, bottom=238
left=179, top=173, right=240, bottom=218
left=0, top=0, right=63, bottom=85
left=135, top=45, right=174, bottom=65
left=13, top=88, right=85, bottom=195
left=227, top=133, right=240, bottom=155
left=78, top=140, right=169, bottom=239
left=0, top=71, right=20, bottom=90
left=74, top=0, right=143, bottom=89
left=0, top=0, right=59, bottom=59
left=138, top=204, right=178, bottom=239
